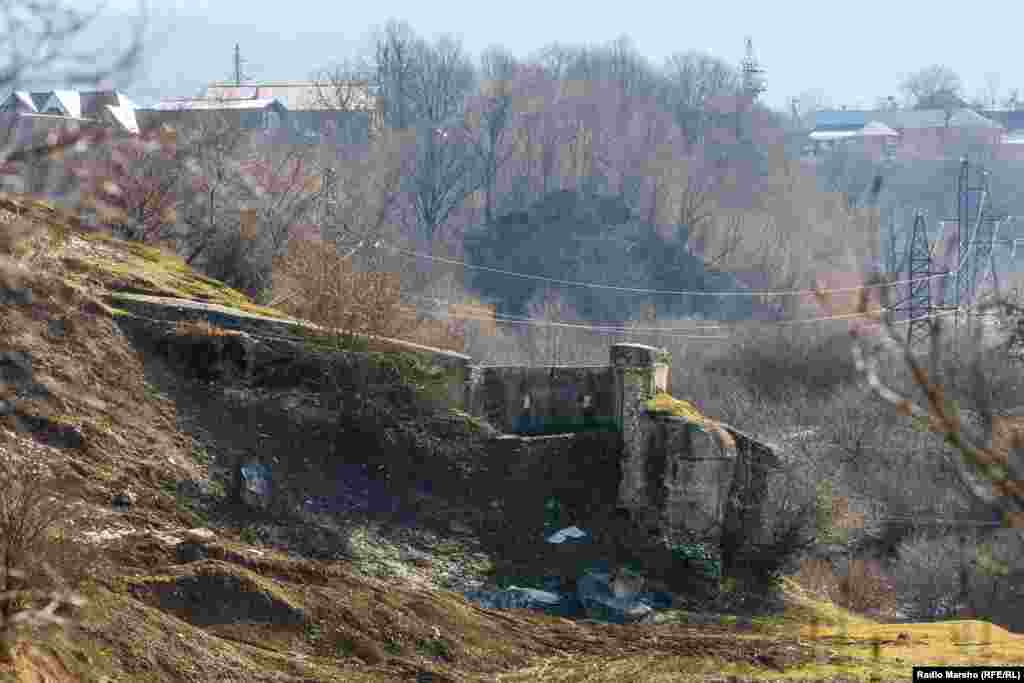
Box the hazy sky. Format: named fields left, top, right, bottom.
left=82, top=0, right=1022, bottom=111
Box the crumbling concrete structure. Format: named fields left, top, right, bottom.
left=467, top=343, right=780, bottom=560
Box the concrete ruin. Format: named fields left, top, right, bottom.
left=466, top=343, right=780, bottom=563
left=130, top=299, right=780, bottom=566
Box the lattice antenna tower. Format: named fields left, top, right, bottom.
left=741, top=36, right=766, bottom=99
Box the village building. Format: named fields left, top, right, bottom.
left=136, top=81, right=381, bottom=143
left=0, top=89, right=140, bottom=149
left=805, top=108, right=1004, bottom=161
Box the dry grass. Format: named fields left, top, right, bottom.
left=171, top=319, right=236, bottom=339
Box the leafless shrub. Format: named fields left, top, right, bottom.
left=0, top=455, right=85, bottom=661
left=705, top=324, right=857, bottom=401
left=890, top=532, right=964, bottom=620
left=795, top=557, right=839, bottom=600
left=272, top=237, right=417, bottom=344
left=836, top=557, right=897, bottom=615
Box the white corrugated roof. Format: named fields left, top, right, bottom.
left=104, top=105, right=139, bottom=133
left=859, top=120, right=900, bottom=137
left=809, top=130, right=859, bottom=141
left=204, top=81, right=376, bottom=111
left=146, top=97, right=281, bottom=112
left=11, top=91, right=37, bottom=111
left=41, top=90, right=82, bottom=118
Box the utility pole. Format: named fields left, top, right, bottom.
left=232, top=44, right=249, bottom=87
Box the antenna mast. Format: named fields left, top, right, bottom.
left=741, top=37, right=766, bottom=99
left=232, top=44, right=250, bottom=86
left=737, top=36, right=766, bottom=141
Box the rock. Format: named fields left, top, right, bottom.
left=175, top=540, right=207, bottom=563
left=111, top=490, right=137, bottom=509
left=449, top=519, right=473, bottom=534
left=576, top=571, right=654, bottom=624
left=182, top=528, right=216, bottom=544
left=610, top=566, right=645, bottom=600
left=0, top=399, right=12, bottom=416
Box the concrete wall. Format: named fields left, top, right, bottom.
left=639, top=416, right=738, bottom=546
left=476, top=431, right=623, bottom=532
left=466, top=365, right=615, bottom=434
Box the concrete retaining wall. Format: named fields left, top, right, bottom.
left=467, top=365, right=615, bottom=434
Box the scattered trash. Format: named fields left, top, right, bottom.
left=545, top=526, right=590, bottom=544
left=240, top=462, right=271, bottom=508
left=463, top=586, right=580, bottom=618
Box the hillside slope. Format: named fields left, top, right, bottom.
left=1, top=197, right=1022, bottom=683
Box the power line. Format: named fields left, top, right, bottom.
left=379, top=241, right=957, bottom=299
left=403, top=291, right=959, bottom=332
left=395, top=305, right=729, bottom=339
left=400, top=302, right=957, bottom=337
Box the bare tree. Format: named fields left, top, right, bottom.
left=407, top=121, right=480, bottom=245
left=816, top=283, right=1024, bottom=537
left=311, top=58, right=379, bottom=145
left=172, top=111, right=251, bottom=266
left=0, top=0, right=145, bottom=91
left=408, top=34, right=476, bottom=126
left=524, top=287, right=581, bottom=364
left=901, top=65, right=965, bottom=113
left=469, top=46, right=518, bottom=224
left=314, top=129, right=406, bottom=255
left=659, top=51, right=741, bottom=146
left=370, top=19, right=424, bottom=131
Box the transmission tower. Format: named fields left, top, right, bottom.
left=318, top=165, right=339, bottom=243
left=906, top=211, right=938, bottom=347
left=949, top=158, right=1003, bottom=337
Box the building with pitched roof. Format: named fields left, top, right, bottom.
left=135, top=96, right=289, bottom=134
left=201, top=81, right=381, bottom=142
left=0, top=89, right=140, bottom=154
left=805, top=107, right=1004, bottom=160
left=0, top=89, right=139, bottom=133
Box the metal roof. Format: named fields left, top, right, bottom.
left=858, top=120, right=899, bottom=137
left=2, top=89, right=139, bottom=132
left=809, top=108, right=1003, bottom=131
left=204, top=81, right=376, bottom=112
left=809, top=129, right=859, bottom=141
left=103, top=105, right=139, bottom=134
left=7, top=91, right=38, bottom=111
left=981, top=109, right=1024, bottom=132
left=143, top=97, right=283, bottom=112
left=809, top=120, right=898, bottom=141
left=41, top=90, right=82, bottom=118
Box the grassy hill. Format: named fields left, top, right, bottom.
left=1, top=194, right=1022, bottom=682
